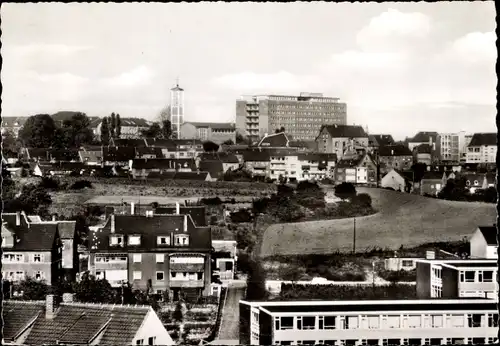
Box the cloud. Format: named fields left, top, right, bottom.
left=103, top=65, right=154, bottom=88
left=443, top=31, right=497, bottom=64
left=328, top=50, right=408, bottom=70
left=356, top=9, right=432, bottom=51
left=212, top=71, right=321, bottom=93
left=8, top=43, right=94, bottom=57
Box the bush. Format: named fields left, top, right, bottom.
left=378, top=269, right=417, bottom=283
left=334, top=182, right=357, bottom=200
left=40, top=176, right=61, bottom=190
left=201, top=197, right=222, bottom=205
left=351, top=193, right=372, bottom=208
left=230, top=210, right=253, bottom=223
left=69, top=180, right=93, bottom=190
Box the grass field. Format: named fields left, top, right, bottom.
left=259, top=187, right=497, bottom=257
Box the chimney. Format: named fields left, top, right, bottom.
left=131, top=202, right=135, bottom=215
left=110, top=214, right=116, bottom=234
left=52, top=215, right=56, bottom=222
left=391, top=149, right=394, bottom=156
left=176, top=203, right=180, bottom=215
left=45, top=294, right=58, bottom=319
left=62, top=293, right=74, bottom=303
left=184, top=214, right=188, bottom=232
left=16, top=212, right=21, bottom=226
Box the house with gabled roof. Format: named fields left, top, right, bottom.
left=110, top=138, right=148, bottom=147
left=103, top=146, right=136, bottom=166
left=1, top=212, right=62, bottom=286
left=470, top=226, right=497, bottom=259
left=88, top=211, right=212, bottom=301
left=91, top=117, right=151, bottom=140
left=180, top=121, right=236, bottom=145
left=78, top=148, right=103, bottom=166
left=198, top=160, right=225, bottom=181
left=368, top=134, right=395, bottom=149
left=242, top=149, right=271, bottom=179
left=257, top=132, right=291, bottom=148
left=466, top=133, right=497, bottom=164
left=24, top=148, right=50, bottom=163
left=2, top=294, right=174, bottom=345
left=316, top=124, right=369, bottom=159
left=420, top=171, right=447, bottom=196
left=130, top=158, right=196, bottom=179
left=380, top=169, right=414, bottom=193
left=1, top=116, right=29, bottom=137
left=334, top=152, right=377, bottom=185
left=378, top=144, right=413, bottom=174
left=407, top=131, right=438, bottom=152
left=199, top=152, right=240, bottom=173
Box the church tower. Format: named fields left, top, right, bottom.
left=170, top=79, right=184, bottom=139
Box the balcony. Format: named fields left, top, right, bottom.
left=169, top=280, right=205, bottom=288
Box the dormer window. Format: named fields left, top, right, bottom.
left=33, top=254, right=43, bottom=262
left=110, top=235, right=124, bottom=247
left=128, top=235, right=141, bottom=246
left=157, top=236, right=171, bottom=246
left=174, top=234, right=190, bottom=246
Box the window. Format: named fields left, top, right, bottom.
left=401, top=260, right=413, bottom=267
left=407, top=315, right=421, bottom=328
left=345, top=316, right=358, bottom=329
left=297, top=316, right=315, bottom=330
left=480, top=271, right=493, bottom=282
left=367, top=316, right=379, bottom=329
left=133, top=271, right=142, bottom=280
left=34, top=271, right=44, bottom=280
left=319, top=316, right=336, bottom=329
left=431, top=315, right=443, bottom=328
left=156, top=272, right=164, bottom=281
left=275, top=316, right=293, bottom=330
left=133, top=254, right=142, bottom=263
left=488, top=314, right=498, bottom=327
left=110, top=235, right=124, bottom=246
left=157, top=236, right=170, bottom=246
left=3, top=254, right=24, bottom=262
left=95, top=271, right=105, bottom=280
left=148, top=337, right=156, bottom=345
left=432, top=267, right=441, bottom=278
left=33, top=254, right=43, bottom=262
left=136, top=339, right=144, bottom=345
left=156, top=254, right=164, bottom=263
left=128, top=236, right=141, bottom=245
left=174, top=234, right=190, bottom=246
left=460, top=271, right=475, bottom=282
left=468, top=314, right=482, bottom=328
left=385, top=315, right=400, bottom=328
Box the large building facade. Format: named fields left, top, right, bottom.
left=436, top=132, right=470, bottom=164
left=236, top=93, right=347, bottom=141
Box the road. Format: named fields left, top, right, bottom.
left=212, top=280, right=246, bottom=345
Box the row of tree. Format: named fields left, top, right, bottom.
left=100, top=112, right=122, bottom=145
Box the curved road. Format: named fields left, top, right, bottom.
left=212, top=280, right=246, bottom=345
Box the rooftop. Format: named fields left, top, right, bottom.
left=477, top=226, right=497, bottom=245
left=468, top=133, right=497, bottom=147
left=320, top=124, right=368, bottom=139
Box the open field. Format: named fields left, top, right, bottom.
left=259, top=187, right=497, bottom=257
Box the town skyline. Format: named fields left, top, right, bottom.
left=1, top=2, right=496, bottom=140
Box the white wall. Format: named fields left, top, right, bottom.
left=133, top=308, right=175, bottom=345
left=470, top=230, right=488, bottom=259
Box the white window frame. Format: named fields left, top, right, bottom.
left=156, top=254, right=164, bottom=263
left=133, top=254, right=142, bottom=263
left=133, top=271, right=142, bottom=280
left=128, top=235, right=141, bottom=246
left=32, top=254, right=43, bottom=263
left=174, top=234, right=190, bottom=246
left=110, top=235, right=124, bottom=246
left=157, top=236, right=171, bottom=246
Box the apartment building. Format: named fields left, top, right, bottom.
left=316, top=125, right=369, bottom=159
left=267, top=150, right=337, bottom=182
left=236, top=93, right=347, bottom=141
left=416, top=259, right=497, bottom=299
left=180, top=122, right=236, bottom=144
left=334, top=153, right=377, bottom=186
left=466, top=133, right=497, bottom=164
left=240, top=298, right=498, bottom=346
left=436, top=132, right=468, bottom=164
left=470, top=226, right=497, bottom=259
left=88, top=210, right=212, bottom=300
left=377, top=145, right=413, bottom=174
left=1, top=212, right=62, bottom=286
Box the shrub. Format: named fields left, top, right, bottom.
left=230, top=210, right=253, bottom=223
left=378, top=269, right=417, bottom=282
left=69, top=180, right=93, bottom=190
left=352, top=193, right=372, bottom=208
left=40, top=176, right=61, bottom=190
left=334, top=182, right=357, bottom=200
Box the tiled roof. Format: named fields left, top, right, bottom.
left=145, top=138, right=178, bottom=149
left=111, top=138, right=148, bottom=147
left=289, top=140, right=318, bottom=151
left=132, top=158, right=196, bottom=170
left=220, top=144, right=251, bottom=152
left=320, top=124, right=368, bottom=139
left=1, top=116, right=29, bottom=128
left=297, top=153, right=337, bottom=162
left=21, top=302, right=151, bottom=345
left=408, top=131, right=438, bottom=143
left=370, top=134, right=395, bottom=147
left=46, top=162, right=87, bottom=171
left=468, top=133, right=496, bottom=147
left=49, top=149, right=80, bottom=162
left=89, top=117, right=102, bottom=128
left=198, top=161, right=224, bottom=179
left=2, top=215, right=58, bottom=251
left=79, top=150, right=103, bottom=163
left=415, top=144, right=432, bottom=154
left=378, top=144, right=412, bottom=157
left=27, top=215, right=42, bottom=223
left=146, top=171, right=177, bottom=180
left=172, top=171, right=210, bottom=181
left=119, top=118, right=150, bottom=127
left=242, top=149, right=271, bottom=162
left=173, top=139, right=203, bottom=146
left=155, top=206, right=207, bottom=226
left=135, top=147, right=164, bottom=158
left=199, top=152, right=239, bottom=163
left=103, top=146, right=136, bottom=162
left=336, top=156, right=364, bottom=168
left=477, top=226, right=497, bottom=245
left=2, top=301, right=44, bottom=341
left=258, top=132, right=290, bottom=147
left=421, top=171, right=444, bottom=180
left=90, top=214, right=211, bottom=252
left=26, top=148, right=50, bottom=161
left=186, top=122, right=235, bottom=130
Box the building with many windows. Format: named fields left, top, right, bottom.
left=236, top=93, right=347, bottom=142
left=436, top=132, right=468, bottom=164
left=465, top=133, right=497, bottom=164
left=180, top=122, right=236, bottom=144
left=316, top=125, right=369, bottom=159
left=88, top=209, right=212, bottom=301
left=239, top=298, right=498, bottom=346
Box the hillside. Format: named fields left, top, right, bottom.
left=259, top=187, right=497, bottom=257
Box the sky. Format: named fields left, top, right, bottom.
left=1, top=2, right=497, bottom=140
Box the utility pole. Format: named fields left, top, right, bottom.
left=353, top=217, right=356, bottom=254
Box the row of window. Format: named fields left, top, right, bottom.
left=131, top=270, right=203, bottom=281
left=2, top=270, right=46, bottom=281
left=274, top=337, right=498, bottom=345
left=459, top=270, right=495, bottom=283
left=3, top=253, right=45, bottom=263
left=109, top=234, right=190, bottom=247
left=274, top=313, right=499, bottom=331
left=135, top=336, right=156, bottom=345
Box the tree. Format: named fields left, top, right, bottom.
left=61, top=112, right=94, bottom=147
left=158, top=105, right=171, bottom=122
left=142, top=122, right=162, bottom=138
left=222, top=139, right=234, bottom=145
left=235, top=133, right=247, bottom=144
left=101, top=117, right=110, bottom=145
left=18, top=114, right=56, bottom=148
left=115, top=113, right=121, bottom=138
left=351, top=193, right=372, bottom=208
left=334, top=182, right=357, bottom=200
left=410, top=163, right=428, bottom=182
left=438, top=177, right=470, bottom=201
left=202, top=141, right=220, bottom=152
left=275, top=126, right=285, bottom=134
left=296, top=181, right=326, bottom=208
left=110, top=113, right=116, bottom=138
left=4, top=184, right=53, bottom=218
left=14, top=277, right=49, bottom=300
left=2, top=129, right=21, bottom=157
left=245, top=259, right=268, bottom=300
left=161, top=119, right=172, bottom=139
left=72, top=272, right=117, bottom=303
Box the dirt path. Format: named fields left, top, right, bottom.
left=215, top=281, right=246, bottom=341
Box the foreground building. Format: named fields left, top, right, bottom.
left=2, top=294, right=174, bottom=345
left=465, top=133, right=497, bottom=164
left=180, top=122, right=236, bottom=144
left=236, top=93, right=347, bottom=141
left=240, top=298, right=498, bottom=345
left=316, top=125, right=369, bottom=159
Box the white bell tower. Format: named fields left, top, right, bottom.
left=170, top=79, right=184, bottom=139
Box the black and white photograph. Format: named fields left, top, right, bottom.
left=0, top=2, right=498, bottom=346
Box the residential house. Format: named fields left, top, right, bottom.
left=78, top=149, right=103, bottom=166
left=419, top=171, right=446, bottom=196
left=470, top=226, right=497, bottom=259
left=2, top=212, right=62, bottom=286
left=212, top=239, right=238, bottom=281
left=173, top=139, right=204, bottom=159
left=55, top=221, right=78, bottom=281
left=24, top=148, right=50, bottom=163
left=103, top=146, right=136, bottom=166
left=407, top=132, right=438, bottom=152
left=88, top=212, right=212, bottom=300
left=33, top=162, right=87, bottom=177
left=289, top=140, right=318, bottom=152
left=380, top=169, right=414, bottom=192
left=413, top=144, right=433, bottom=165
left=1, top=116, right=29, bottom=137
left=466, top=133, right=497, bottom=164
left=130, top=158, right=196, bottom=179
left=48, top=149, right=80, bottom=163
left=334, top=153, right=377, bottom=186
left=297, top=153, right=337, bottom=181
left=377, top=145, right=413, bottom=174
left=110, top=138, right=148, bottom=147
left=242, top=149, right=271, bottom=179
left=461, top=172, right=496, bottom=194
left=92, top=118, right=151, bottom=140
left=2, top=294, right=174, bottom=345
left=267, top=149, right=298, bottom=182
left=180, top=122, right=236, bottom=144
left=169, top=171, right=212, bottom=181
left=145, top=139, right=178, bottom=158
left=257, top=132, right=292, bottom=148
left=240, top=298, right=498, bottom=346
left=198, top=160, right=225, bottom=181
left=316, top=125, right=369, bottom=159
left=368, top=134, right=395, bottom=150
left=198, top=152, right=240, bottom=173
left=155, top=205, right=207, bottom=226
left=416, top=258, right=497, bottom=299
left=135, top=147, right=164, bottom=159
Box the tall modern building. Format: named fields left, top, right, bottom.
left=436, top=132, right=470, bottom=164
left=170, top=82, right=185, bottom=139
left=236, top=93, right=347, bottom=142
